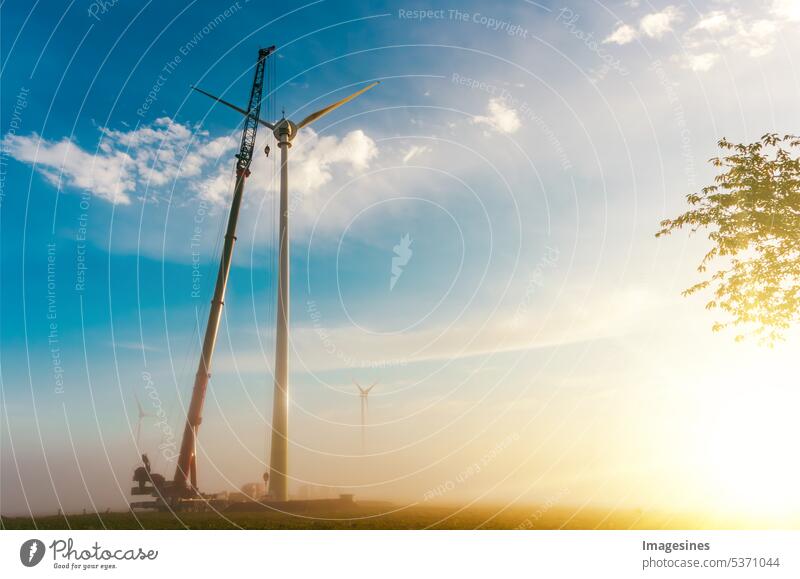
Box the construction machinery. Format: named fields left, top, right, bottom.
left=131, top=44, right=379, bottom=510
left=130, top=46, right=275, bottom=511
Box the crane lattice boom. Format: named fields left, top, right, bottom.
left=171, top=45, right=275, bottom=494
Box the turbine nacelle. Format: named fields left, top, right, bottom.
left=354, top=379, right=378, bottom=397
left=273, top=119, right=298, bottom=142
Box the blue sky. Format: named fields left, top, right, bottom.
left=3, top=0, right=800, bottom=520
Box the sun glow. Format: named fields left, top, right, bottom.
left=692, top=358, right=800, bottom=524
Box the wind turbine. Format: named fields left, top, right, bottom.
left=192, top=76, right=379, bottom=501
left=134, top=393, right=152, bottom=449
left=353, top=380, right=378, bottom=454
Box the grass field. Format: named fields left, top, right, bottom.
left=1, top=503, right=777, bottom=530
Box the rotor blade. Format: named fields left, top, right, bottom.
left=191, top=86, right=274, bottom=130
left=296, top=81, right=379, bottom=130
left=135, top=393, right=144, bottom=417
left=136, top=419, right=142, bottom=447
left=365, top=381, right=378, bottom=393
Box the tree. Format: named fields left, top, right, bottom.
left=657, top=133, right=800, bottom=344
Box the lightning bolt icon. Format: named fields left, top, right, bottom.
left=390, top=234, right=413, bottom=290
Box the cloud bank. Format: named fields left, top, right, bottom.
left=602, top=1, right=800, bottom=71
left=2, top=117, right=378, bottom=208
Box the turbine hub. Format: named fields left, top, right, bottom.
left=273, top=119, right=297, bottom=142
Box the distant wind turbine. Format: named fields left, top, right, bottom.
left=134, top=393, right=153, bottom=448
left=353, top=380, right=378, bottom=453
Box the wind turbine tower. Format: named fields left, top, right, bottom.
left=192, top=58, right=379, bottom=501
left=134, top=393, right=152, bottom=449
left=354, top=380, right=378, bottom=453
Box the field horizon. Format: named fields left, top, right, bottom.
left=3, top=502, right=795, bottom=531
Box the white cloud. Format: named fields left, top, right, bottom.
left=3, top=118, right=378, bottom=210
left=772, top=0, right=800, bottom=21
left=676, top=2, right=800, bottom=72
left=692, top=11, right=731, bottom=33
left=1, top=118, right=238, bottom=204
left=100, top=118, right=237, bottom=188
left=684, top=51, right=720, bottom=72
left=724, top=19, right=779, bottom=57
left=285, top=128, right=378, bottom=192
left=402, top=145, right=431, bottom=164
left=192, top=125, right=379, bottom=206
left=471, top=98, right=521, bottom=134
left=640, top=6, right=682, bottom=38
left=1, top=133, right=136, bottom=204
left=602, top=6, right=682, bottom=48
left=193, top=164, right=235, bottom=205
left=604, top=23, right=638, bottom=45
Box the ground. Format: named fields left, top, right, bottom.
left=0, top=503, right=777, bottom=530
